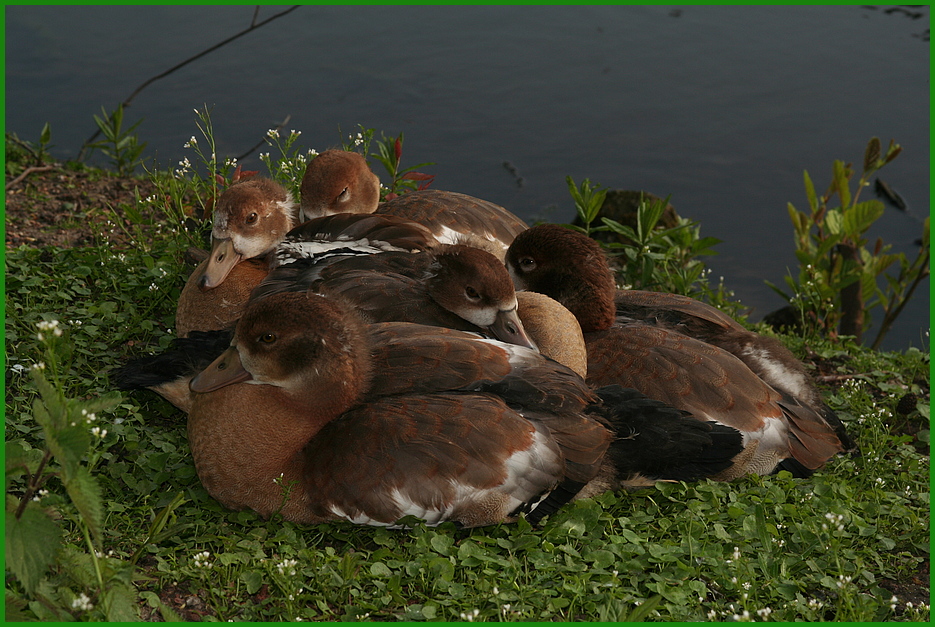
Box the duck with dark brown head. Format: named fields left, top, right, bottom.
left=505, top=223, right=855, bottom=478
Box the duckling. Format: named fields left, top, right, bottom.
left=201, top=177, right=298, bottom=289
left=299, top=149, right=528, bottom=258
left=504, top=223, right=852, bottom=478
left=116, top=292, right=744, bottom=526
left=251, top=244, right=538, bottom=350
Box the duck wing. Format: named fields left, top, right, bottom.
left=583, top=323, right=845, bottom=475
left=378, top=190, right=527, bottom=253
left=303, top=393, right=568, bottom=528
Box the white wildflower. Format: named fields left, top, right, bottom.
left=277, top=558, right=298, bottom=576
left=193, top=551, right=212, bottom=568
left=71, top=592, right=94, bottom=611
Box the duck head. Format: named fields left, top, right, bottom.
left=191, top=291, right=373, bottom=417
left=426, top=245, right=538, bottom=350
left=201, top=178, right=297, bottom=290
left=300, top=149, right=381, bottom=221
left=505, top=224, right=617, bottom=333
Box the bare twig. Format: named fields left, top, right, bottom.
left=6, top=165, right=57, bottom=191
left=77, top=5, right=302, bottom=161
left=234, top=114, right=292, bottom=162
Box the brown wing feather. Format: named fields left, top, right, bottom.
left=614, top=289, right=746, bottom=333
left=378, top=190, right=528, bottom=244
left=286, top=212, right=438, bottom=251
left=303, top=393, right=559, bottom=526
left=584, top=324, right=784, bottom=432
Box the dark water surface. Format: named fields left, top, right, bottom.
left=5, top=5, right=930, bottom=350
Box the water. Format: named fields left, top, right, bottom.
left=6, top=4, right=930, bottom=351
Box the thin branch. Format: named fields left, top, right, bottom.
left=234, top=114, right=292, bottom=162
left=6, top=165, right=57, bottom=190
left=77, top=5, right=301, bottom=160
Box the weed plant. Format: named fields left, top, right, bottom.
left=4, top=121, right=930, bottom=621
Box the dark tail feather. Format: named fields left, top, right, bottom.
left=593, top=385, right=744, bottom=482
left=520, top=480, right=586, bottom=526
left=111, top=330, right=232, bottom=390
left=819, top=403, right=860, bottom=456
left=774, top=457, right=814, bottom=478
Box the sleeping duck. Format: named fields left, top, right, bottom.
left=251, top=243, right=537, bottom=350
left=177, top=207, right=442, bottom=336
left=504, top=223, right=854, bottom=478
left=117, top=291, right=743, bottom=527
left=299, top=149, right=528, bottom=258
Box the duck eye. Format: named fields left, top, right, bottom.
left=519, top=257, right=537, bottom=272
left=465, top=286, right=480, bottom=300
left=245, top=212, right=259, bottom=225
left=259, top=333, right=277, bottom=344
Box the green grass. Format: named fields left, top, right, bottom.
left=4, top=160, right=930, bottom=621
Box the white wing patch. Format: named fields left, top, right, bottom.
left=329, top=428, right=562, bottom=528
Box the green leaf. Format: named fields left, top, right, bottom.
left=65, top=466, right=104, bottom=546
left=600, top=217, right=638, bottom=241
left=824, top=207, right=843, bottom=236
left=48, top=425, right=90, bottom=483
left=842, top=200, right=885, bottom=238
left=370, top=562, right=393, bottom=577
left=863, top=137, right=881, bottom=173
left=803, top=170, right=818, bottom=213
left=5, top=440, right=42, bottom=480
left=31, top=369, right=66, bottom=429
left=240, top=570, right=264, bottom=594
left=102, top=582, right=139, bottom=622
left=5, top=502, right=62, bottom=595
left=39, top=122, right=52, bottom=147
left=140, top=591, right=184, bottom=622
left=832, top=159, right=852, bottom=209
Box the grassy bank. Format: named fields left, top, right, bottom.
left=4, top=149, right=930, bottom=621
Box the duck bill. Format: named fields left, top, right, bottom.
left=488, top=309, right=539, bottom=351
left=200, top=238, right=243, bottom=291
left=190, top=346, right=252, bottom=393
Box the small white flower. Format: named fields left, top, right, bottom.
left=194, top=551, right=212, bottom=568
left=277, top=558, right=298, bottom=576
left=707, top=609, right=717, bottom=620
left=71, top=592, right=94, bottom=611
left=756, top=607, right=772, bottom=618
left=732, top=546, right=741, bottom=560
left=32, top=362, right=46, bottom=371
left=267, top=129, right=280, bottom=139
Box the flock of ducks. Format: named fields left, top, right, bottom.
left=115, top=149, right=856, bottom=528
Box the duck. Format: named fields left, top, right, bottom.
left=504, top=223, right=853, bottom=478
left=299, top=149, right=528, bottom=258
left=250, top=243, right=538, bottom=350
left=176, top=209, right=442, bottom=336
left=200, top=177, right=299, bottom=290
left=119, top=290, right=742, bottom=527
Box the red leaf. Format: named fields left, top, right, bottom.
left=394, top=137, right=402, bottom=162
left=385, top=192, right=398, bottom=201
left=401, top=172, right=434, bottom=181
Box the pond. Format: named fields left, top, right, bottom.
left=5, top=4, right=929, bottom=350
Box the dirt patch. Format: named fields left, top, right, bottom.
left=5, top=165, right=159, bottom=248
